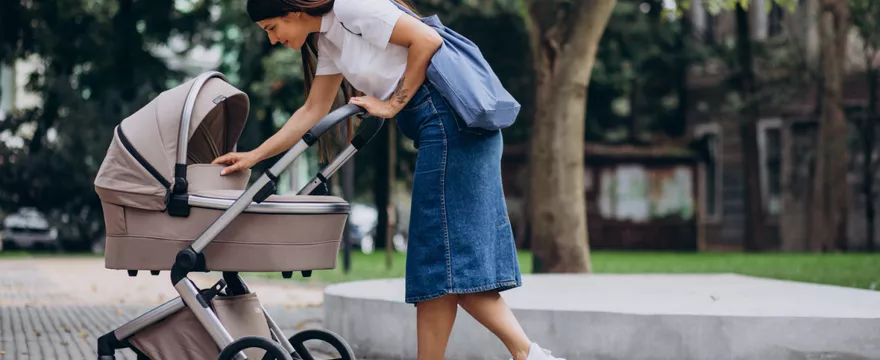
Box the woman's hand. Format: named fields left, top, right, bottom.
left=349, top=96, right=402, bottom=119
left=212, top=151, right=261, bottom=175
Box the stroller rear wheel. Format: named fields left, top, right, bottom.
left=216, top=336, right=293, bottom=360
left=288, top=329, right=356, bottom=360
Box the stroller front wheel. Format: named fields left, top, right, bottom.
left=289, top=329, right=356, bottom=360
left=216, top=336, right=293, bottom=360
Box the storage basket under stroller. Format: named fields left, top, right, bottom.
left=92, top=71, right=376, bottom=360
left=126, top=292, right=275, bottom=360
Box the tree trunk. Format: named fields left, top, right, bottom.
left=29, top=0, right=72, bottom=155
left=674, top=2, right=692, bottom=138
left=810, top=0, right=851, bottom=252
left=116, top=0, right=136, bottom=103
left=628, top=78, right=639, bottom=143
left=861, top=108, right=874, bottom=252
left=0, top=63, right=16, bottom=114
left=527, top=0, right=616, bottom=273
left=386, top=118, right=396, bottom=268
left=734, top=3, right=768, bottom=251
left=341, top=127, right=355, bottom=272
left=749, top=0, right=768, bottom=41
left=865, top=62, right=878, bottom=252
left=374, top=122, right=389, bottom=251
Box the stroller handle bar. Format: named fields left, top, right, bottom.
left=297, top=111, right=385, bottom=195
left=301, top=104, right=366, bottom=146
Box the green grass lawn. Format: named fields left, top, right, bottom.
left=5, top=248, right=877, bottom=291
left=0, top=250, right=101, bottom=258
left=591, top=251, right=880, bottom=291
left=260, top=251, right=533, bottom=285
left=260, top=250, right=880, bottom=291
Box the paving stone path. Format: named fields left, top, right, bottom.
left=0, top=258, right=328, bottom=360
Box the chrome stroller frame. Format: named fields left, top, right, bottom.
left=96, top=71, right=382, bottom=360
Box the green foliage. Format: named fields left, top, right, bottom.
left=210, top=0, right=301, bottom=158
left=592, top=251, right=880, bottom=291
left=588, top=0, right=710, bottom=142
left=677, top=0, right=799, bottom=15
left=0, top=0, right=216, bottom=248
left=851, top=0, right=880, bottom=53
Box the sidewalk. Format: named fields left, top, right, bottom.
left=0, top=257, right=327, bottom=359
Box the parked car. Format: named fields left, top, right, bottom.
left=1, top=207, right=60, bottom=251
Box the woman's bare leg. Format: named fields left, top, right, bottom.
left=458, top=291, right=532, bottom=360
left=417, top=294, right=460, bottom=360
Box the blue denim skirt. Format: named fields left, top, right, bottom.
left=394, top=82, right=522, bottom=304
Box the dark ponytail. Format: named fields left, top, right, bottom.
left=247, top=0, right=420, bottom=163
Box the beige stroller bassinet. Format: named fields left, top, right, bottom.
left=92, top=71, right=381, bottom=360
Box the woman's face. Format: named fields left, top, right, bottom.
left=257, top=13, right=312, bottom=50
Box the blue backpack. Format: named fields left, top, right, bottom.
left=389, top=1, right=521, bottom=130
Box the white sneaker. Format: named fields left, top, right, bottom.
left=509, top=342, right=565, bottom=360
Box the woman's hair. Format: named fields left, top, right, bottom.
left=246, top=0, right=418, bottom=163
left=246, top=0, right=335, bottom=22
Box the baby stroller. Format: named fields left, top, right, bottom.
left=92, top=71, right=381, bottom=360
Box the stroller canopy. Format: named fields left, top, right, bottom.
left=94, top=74, right=249, bottom=211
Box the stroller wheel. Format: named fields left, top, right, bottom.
left=217, top=336, right=292, bottom=360
left=288, top=329, right=356, bottom=360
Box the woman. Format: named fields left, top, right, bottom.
left=213, top=1, right=562, bottom=359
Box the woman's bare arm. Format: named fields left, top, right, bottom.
left=349, top=14, right=442, bottom=118
left=386, top=14, right=442, bottom=107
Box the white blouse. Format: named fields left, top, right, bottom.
left=315, top=0, right=410, bottom=101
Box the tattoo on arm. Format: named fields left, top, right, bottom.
left=393, top=76, right=409, bottom=105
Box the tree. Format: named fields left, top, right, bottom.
left=588, top=0, right=709, bottom=144
left=696, top=0, right=848, bottom=252
left=733, top=1, right=768, bottom=251
left=807, top=0, right=850, bottom=251
left=527, top=0, right=616, bottom=273
left=688, top=0, right=853, bottom=254
left=850, top=0, right=879, bottom=252
left=0, top=0, right=214, bottom=249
